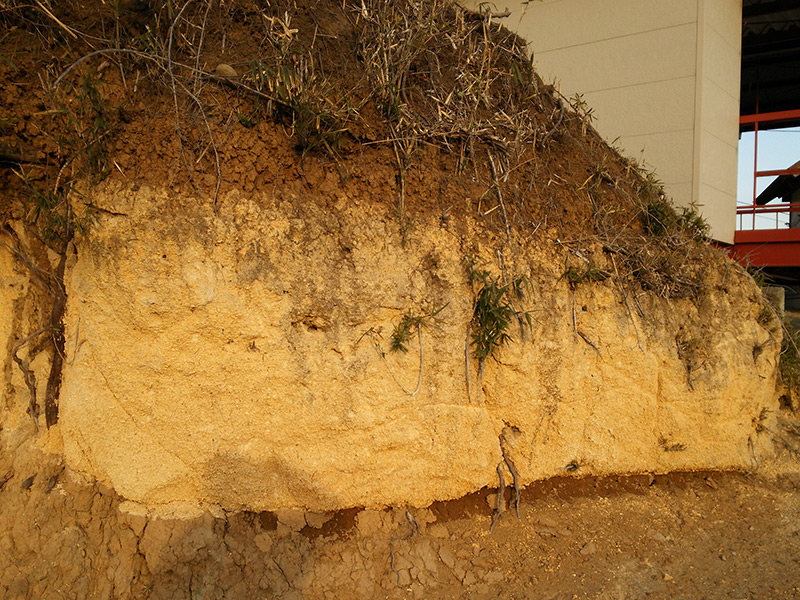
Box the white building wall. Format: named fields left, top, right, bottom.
left=694, top=0, right=742, bottom=244
left=461, top=0, right=742, bottom=243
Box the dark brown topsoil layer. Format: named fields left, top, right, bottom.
left=0, top=0, right=665, bottom=243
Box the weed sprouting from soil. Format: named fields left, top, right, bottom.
left=560, top=261, right=610, bottom=289
left=390, top=304, right=447, bottom=353
left=644, top=197, right=708, bottom=242
left=465, top=257, right=531, bottom=370
left=246, top=12, right=359, bottom=155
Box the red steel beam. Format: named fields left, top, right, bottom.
left=740, top=109, right=800, bottom=125
left=728, top=242, right=800, bottom=267
left=735, top=229, right=800, bottom=243
left=755, top=168, right=800, bottom=177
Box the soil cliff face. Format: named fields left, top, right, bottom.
left=0, top=0, right=781, bottom=515
left=0, top=2, right=795, bottom=597
left=55, top=176, right=778, bottom=513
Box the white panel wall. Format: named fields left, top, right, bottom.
left=694, top=0, right=742, bottom=244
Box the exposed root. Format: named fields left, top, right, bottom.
left=538, top=103, right=565, bottom=148
left=366, top=326, right=424, bottom=396
left=390, top=132, right=410, bottom=240
left=500, top=430, right=521, bottom=519
left=384, top=323, right=423, bottom=396
left=747, top=436, right=759, bottom=473
left=489, top=428, right=522, bottom=531
left=45, top=242, right=69, bottom=427
left=577, top=330, right=601, bottom=356
left=389, top=509, right=420, bottom=586
left=489, top=461, right=505, bottom=532
left=571, top=291, right=577, bottom=341
left=487, top=151, right=511, bottom=242
left=0, top=232, right=55, bottom=294
left=2, top=213, right=70, bottom=428
left=503, top=455, right=520, bottom=519
left=11, top=327, right=48, bottom=430
left=411, top=322, right=423, bottom=396
left=610, top=254, right=643, bottom=351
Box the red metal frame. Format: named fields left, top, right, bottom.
left=740, top=110, right=800, bottom=206
left=732, top=206, right=800, bottom=267
left=739, top=108, right=800, bottom=125
left=756, top=167, right=800, bottom=178
left=737, top=201, right=800, bottom=224
left=728, top=239, right=800, bottom=267
left=729, top=111, right=800, bottom=268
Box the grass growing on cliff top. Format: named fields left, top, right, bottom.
left=1, top=0, right=720, bottom=309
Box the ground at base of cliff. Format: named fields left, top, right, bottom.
left=3, top=443, right=800, bottom=600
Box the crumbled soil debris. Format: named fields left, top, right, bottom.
left=3, top=449, right=800, bottom=599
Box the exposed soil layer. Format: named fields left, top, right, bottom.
left=1, top=1, right=798, bottom=599
left=0, top=0, right=668, bottom=243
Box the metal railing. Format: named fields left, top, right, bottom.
left=737, top=202, right=800, bottom=232
left=741, top=108, right=800, bottom=203
left=738, top=109, right=800, bottom=233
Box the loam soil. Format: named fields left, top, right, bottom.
left=2, top=1, right=800, bottom=598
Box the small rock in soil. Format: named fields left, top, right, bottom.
left=213, top=64, right=238, bottom=78
left=439, top=546, right=456, bottom=569
left=485, top=570, right=505, bottom=584
left=356, top=510, right=383, bottom=536
left=254, top=533, right=272, bottom=553
left=647, top=529, right=668, bottom=542
left=275, top=509, right=305, bottom=532
left=304, top=512, right=332, bottom=529
left=535, top=526, right=559, bottom=538
left=537, top=516, right=559, bottom=528
left=45, top=474, right=58, bottom=494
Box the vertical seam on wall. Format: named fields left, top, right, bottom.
left=692, top=0, right=706, bottom=210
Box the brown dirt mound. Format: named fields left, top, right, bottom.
left=3, top=2, right=795, bottom=599
left=0, top=0, right=696, bottom=246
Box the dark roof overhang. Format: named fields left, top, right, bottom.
left=741, top=0, right=800, bottom=132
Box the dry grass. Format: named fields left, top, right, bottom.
left=3, top=0, right=722, bottom=307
